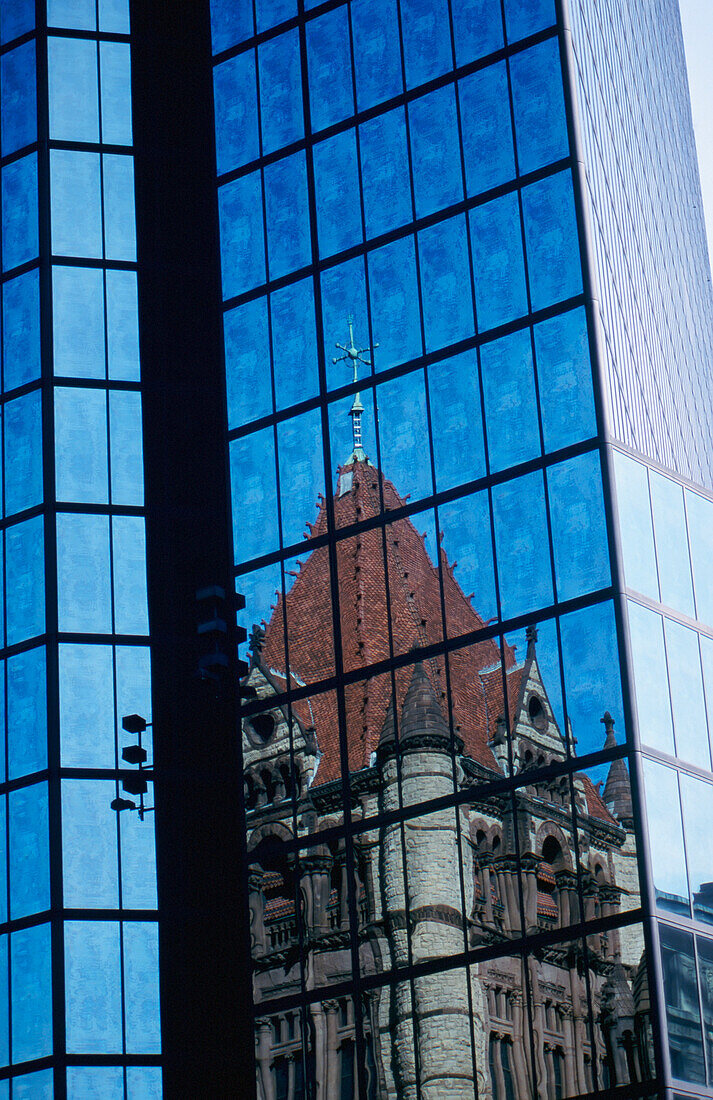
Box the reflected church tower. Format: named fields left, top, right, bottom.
left=241, top=326, right=651, bottom=1099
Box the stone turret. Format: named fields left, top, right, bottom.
left=378, top=663, right=473, bottom=1099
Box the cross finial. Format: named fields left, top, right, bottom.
left=332, top=315, right=378, bottom=383
left=332, top=318, right=378, bottom=462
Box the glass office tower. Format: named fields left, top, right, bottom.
left=0, top=1, right=161, bottom=1097
left=209, top=0, right=713, bottom=1098
left=1, top=0, right=712, bottom=1097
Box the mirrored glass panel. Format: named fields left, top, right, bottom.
left=660, top=923, right=706, bottom=1085
left=642, top=758, right=689, bottom=917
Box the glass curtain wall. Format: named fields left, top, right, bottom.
left=0, top=1, right=160, bottom=1095
left=615, top=449, right=713, bottom=1095
left=211, top=0, right=656, bottom=1096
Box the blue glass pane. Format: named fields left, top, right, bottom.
left=314, top=130, right=362, bottom=258
left=120, top=792, right=157, bottom=909
left=106, top=269, right=140, bottom=380
left=522, top=171, right=582, bottom=311
left=52, top=266, right=104, bottom=378
left=400, top=0, right=452, bottom=89
left=276, top=409, right=323, bottom=547
left=109, top=390, right=143, bottom=506
left=99, top=0, right=130, bottom=34
left=62, top=780, right=118, bottom=907
left=256, top=0, right=295, bottom=33
left=377, top=372, right=431, bottom=502
left=419, top=215, right=473, bottom=352
left=0, top=800, right=5, bottom=921
left=13, top=1071, right=53, bottom=1100
left=681, top=772, right=713, bottom=925
left=452, top=0, right=503, bottom=66
left=103, top=153, right=136, bottom=262
left=0, top=0, right=34, bottom=44
left=100, top=41, right=132, bottom=146
left=7, top=647, right=47, bottom=780
left=560, top=600, right=624, bottom=754
left=480, top=328, right=539, bottom=472
left=428, top=351, right=485, bottom=492
left=368, top=237, right=421, bottom=372
left=214, top=51, right=257, bottom=175
left=66, top=1068, right=123, bottom=1100
left=64, top=921, right=122, bottom=1053
left=57, top=513, right=112, bottom=633
left=682, top=774, right=713, bottom=928
left=510, top=38, right=568, bottom=175
left=643, top=758, right=689, bottom=916
left=1, top=41, right=37, bottom=156
left=210, top=0, right=253, bottom=53
left=264, top=154, right=309, bottom=278
left=627, top=600, right=673, bottom=754
left=321, top=257, right=367, bottom=391
left=59, top=644, right=114, bottom=768
left=0, top=936, right=7, bottom=1065
left=548, top=450, right=610, bottom=601
left=409, top=86, right=462, bottom=218
left=115, top=647, right=152, bottom=758
left=438, top=489, right=497, bottom=630
left=271, top=278, right=318, bottom=411
left=126, top=1068, right=163, bottom=1100
left=470, top=192, right=527, bottom=331
left=306, top=8, right=354, bottom=132
left=218, top=172, right=265, bottom=300
left=2, top=154, right=38, bottom=271
left=3, top=268, right=40, bottom=391
left=665, top=618, right=709, bottom=768
left=493, top=470, right=553, bottom=619
left=352, top=0, right=402, bottom=112
left=224, top=297, right=270, bottom=428
left=48, top=36, right=98, bottom=143
left=0, top=671, right=5, bottom=784
left=47, top=0, right=94, bottom=29
left=650, top=471, right=695, bottom=617
left=124, top=921, right=161, bottom=1053
left=360, top=107, right=411, bottom=240
left=504, top=0, right=556, bottom=42
left=459, top=63, right=515, bottom=196
left=258, top=30, right=302, bottom=156
left=534, top=307, right=596, bottom=451
left=4, top=389, right=42, bottom=515
left=6, top=516, right=44, bottom=646
left=50, top=150, right=101, bottom=259
left=54, top=387, right=108, bottom=504
left=112, top=516, right=149, bottom=635
left=12, top=923, right=52, bottom=1063
left=686, top=489, right=713, bottom=626
left=230, top=429, right=278, bottom=562
left=9, top=782, right=49, bottom=919
left=613, top=451, right=658, bottom=600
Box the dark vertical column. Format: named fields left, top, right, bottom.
left=128, top=2, right=255, bottom=1095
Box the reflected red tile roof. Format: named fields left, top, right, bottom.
left=261, top=460, right=521, bottom=783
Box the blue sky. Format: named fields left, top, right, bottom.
left=680, top=0, right=713, bottom=268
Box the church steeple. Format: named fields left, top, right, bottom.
left=332, top=317, right=378, bottom=464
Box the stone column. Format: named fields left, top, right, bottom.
left=491, top=1033, right=507, bottom=1099
left=255, top=1021, right=275, bottom=1100
left=481, top=857, right=495, bottom=925
left=249, top=870, right=266, bottom=956
left=510, top=991, right=531, bottom=1100
left=521, top=856, right=539, bottom=934
left=310, top=1003, right=327, bottom=1100
left=561, top=1006, right=577, bottom=1097
left=324, top=1000, right=340, bottom=1100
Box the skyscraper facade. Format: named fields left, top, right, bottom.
left=0, top=0, right=711, bottom=1097
left=209, top=0, right=713, bottom=1097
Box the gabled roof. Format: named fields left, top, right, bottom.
left=259, top=458, right=518, bottom=783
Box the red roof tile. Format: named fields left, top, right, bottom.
left=261, top=460, right=521, bottom=784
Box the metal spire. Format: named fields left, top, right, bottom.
left=333, top=317, right=378, bottom=463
